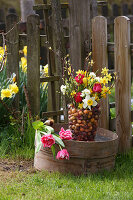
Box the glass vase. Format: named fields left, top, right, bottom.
left=68, top=104, right=101, bottom=141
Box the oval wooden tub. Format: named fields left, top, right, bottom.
left=34, top=123, right=118, bottom=175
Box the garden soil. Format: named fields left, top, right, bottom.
left=0, top=158, right=34, bottom=174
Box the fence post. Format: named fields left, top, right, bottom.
left=68, top=0, right=91, bottom=70
left=114, top=16, right=132, bottom=153
left=92, top=16, right=109, bottom=129
left=51, top=0, right=67, bottom=122
left=6, top=14, right=19, bottom=109
left=27, top=14, right=40, bottom=116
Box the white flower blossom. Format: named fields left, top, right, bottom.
left=83, top=96, right=97, bottom=110
left=81, top=89, right=91, bottom=98
left=89, top=72, right=96, bottom=78
left=95, top=76, right=100, bottom=82
left=60, top=85, right=66, bottom=95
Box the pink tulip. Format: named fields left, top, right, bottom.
left=56, top=149, right=69, bottom=160
left=59, top=127, right=73, bottom=140
left=93, top=83, right=102, bottom=93
left=41, top=134, right=55, bottom=148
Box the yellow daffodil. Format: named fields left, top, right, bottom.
left=76, top=70, right=85, bottom=75
left=89, top=52, right=92, bottom=56
left=0, top=47, right=4, bottom=55
left=68, top=66, right=71, bottom=75
left=1, top=89, right=12, bottom=100
left=9, top=83, right=19, bottom=94
left=23, top=46, right=27, bottom=57
left=78, top=102, right=83, bottom=109
left=114, top=72, right=117, bottom=76
left=101, top=86, right=111, bottom=98
left=71, top=91, right=76, bottom=96
left=113, top=72, right=118, bottom=80
left=101, top=67, right=108, bottom=75
left=83, top=77, right=88, bottom=86
left=21, top=57, right=27, bottom=72
left=13, top=76, right=16, bottom=83
left=106, top=73, right=112, bottom=81
left=100, top=77, right=108, bottom=85
left=90, top=60, right=94, bottom=66
left=0, top=46, right=5, bottom=62
left=43, top=64, right=48, bottom=76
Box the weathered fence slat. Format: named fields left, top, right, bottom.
left=51, top=0, right=66, bottom=122
left=40, top=76, right=60, bottom=82
left=68, top=0, right=91, bottom=70
left=6, top=14, right=19, bottom=109
left=19, top=34, right=68, bottom=49
left=114, top=16, right=132, bottom=153
left=27, top=15, right=40, bottom=116
left=33, top=3, right=69, bottom=11
left=42, top=110, right=63, bottom=118
left=92, top=16, right=109, bottom=129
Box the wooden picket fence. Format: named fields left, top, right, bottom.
left=92, top=16, right=133, bottom=153
left=1, top=11, right=133, bottom=152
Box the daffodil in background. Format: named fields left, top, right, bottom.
left=21, top=57, right=27, bottom=73
left=23, top=46, right=27, bottom=57
left=1, top=88, right=12, bottom=100
left=40, top=64, right=49, bottom=90
left=0, top=73, right=19, bottom=100
left=9, top=83, right=19, bottom=94
left=0, top=45, right=7, bottom=63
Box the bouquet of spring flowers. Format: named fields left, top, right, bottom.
left=60, top=55, right=116, bottom=141
left=61, top=67, right=115, bottom=110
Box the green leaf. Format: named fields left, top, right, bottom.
left=53, top=134, right=65, bottom=148
left=51, top=144, right=56, bottom=159
left=35, top=130, right=42, bottom=154
left=44, top=125, right=54, bottom=134
left=32, top=120, right=44, bottom=130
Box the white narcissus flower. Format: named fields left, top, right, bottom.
left=95, top=76, right=100, bottom=82
left=83, top=96, right=97, bottom=110
left=81, top=89, right=91, bottom=97
left=89, top=72, right=96, bottom=78
left=60, top=85, right=66, bottom=95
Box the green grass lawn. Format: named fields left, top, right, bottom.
left=0, top=149, right=133, bottom=200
